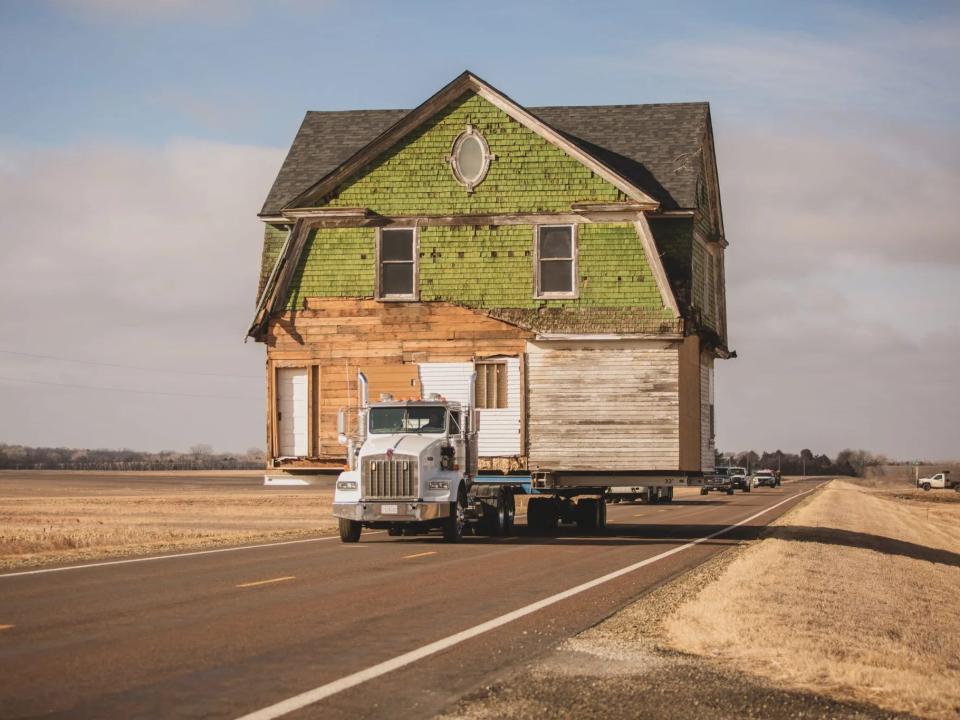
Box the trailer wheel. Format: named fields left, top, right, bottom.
left=576, top=498, right=600, bottom=532
left=387, top=527, right=402, bottom=537
left=663, top=487, right=674, bottom=503
left=527, top=497, right=558, bottom=534
left=339, top=518, right=362, bottom=543
left=700, top=488, right=708, bottom=495
left=443, top=486, right=467, bottom=542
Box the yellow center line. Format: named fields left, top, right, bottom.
left=402, top=551, right=437, bottom=560
left=0, top=624, right=14, bottom=631
left=236, top=576, right=296, bottom=589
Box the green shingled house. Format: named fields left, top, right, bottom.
left=249, top=71, right=730, bottom=478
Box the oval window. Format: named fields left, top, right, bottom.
left=450, top=127, right=491, bottom=190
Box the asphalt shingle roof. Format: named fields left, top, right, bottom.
left=260, top=101, right=709, bottom=216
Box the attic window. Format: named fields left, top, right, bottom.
left=449, top=126, right=493, bottom=191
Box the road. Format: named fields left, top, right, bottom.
left=0, top=479, right=822, bottom=719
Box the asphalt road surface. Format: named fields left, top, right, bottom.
left=0, top=479, right=823, bottom=719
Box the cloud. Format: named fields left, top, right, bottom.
left=0, top=139, right=284, bottom=452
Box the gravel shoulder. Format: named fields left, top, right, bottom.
left=439, top=481, right=936, bottom=720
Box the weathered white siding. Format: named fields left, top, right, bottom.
left=276, top=367, right=308, bottom=457
left=418, top=360, right=521, bottom=457
left=475, top=358, right=521, bottom=456
left=526, top=342, right=680, bottom=471
left=700, top=357, right=715, bottom=472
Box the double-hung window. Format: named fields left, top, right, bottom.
left=377, top=228, right=417, bottom=300
left=535, top=225, right=577, bottom=298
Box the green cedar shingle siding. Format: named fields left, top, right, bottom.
left=281, top=223, right=668, bottom=313
left=321, top=93, right=627, bottom=215
left=257, top=223, right=288, bottom=303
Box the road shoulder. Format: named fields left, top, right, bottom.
left=438, top=483, right=920, bottom=720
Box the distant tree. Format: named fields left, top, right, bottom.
left=190, top=443, right=213, bottom=457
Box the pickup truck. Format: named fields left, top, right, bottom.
left=917, top=471, right=957, bottom=491
left=701, top=467, right=735, bottom=495
left=728, top=467, right=751, bottom=493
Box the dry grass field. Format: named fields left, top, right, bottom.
left=0, top=471, right=339, bottom=569
left=665, top=480, right=960, bottom=719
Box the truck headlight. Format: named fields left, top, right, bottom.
left=428, top=480, right=448, bottom=490
left=336, top=480, right=358, bottom=490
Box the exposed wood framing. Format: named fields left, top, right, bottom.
left=266, top=299, right=532, bottom=462
left=634, top=214, right=681, bottom=318
left=283, top=71, right=660, bottom=213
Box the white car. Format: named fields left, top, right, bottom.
left=751, top=470, right=779, bottom=488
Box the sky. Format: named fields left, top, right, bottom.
left=0, top=0, right=958, bottom=459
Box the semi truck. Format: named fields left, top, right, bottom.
left=333, top=372, right=701, bottom=542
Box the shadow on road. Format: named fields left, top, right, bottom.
left=388, top=524, right=960, bottom=567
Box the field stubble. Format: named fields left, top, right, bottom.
left=0, top=472, right=338, bottom=569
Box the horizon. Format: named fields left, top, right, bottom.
left=1, top=1, right=958, bottom=459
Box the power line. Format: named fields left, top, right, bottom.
left=0, top=349, right=261, bottom=380
left=0, top=375, right=258, bottom=401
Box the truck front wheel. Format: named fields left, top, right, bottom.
left=922, top=482, right=931, bottom=491
left=443, top=487, right=467, bottom=542
left=339, top=518, right=362, bottom=543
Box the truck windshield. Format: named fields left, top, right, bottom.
left=369, top=406, right=447, bottom=434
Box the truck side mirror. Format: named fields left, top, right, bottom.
left=337, top=408, right=347, bottom=445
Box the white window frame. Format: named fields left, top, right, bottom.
left=534, top=224, right=578, bottom=299
left=376, top=227, right=419, bottom=301
left=448, top=125, right=494, bottom=192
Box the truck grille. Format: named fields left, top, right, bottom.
left=362, top=455, right=418, bottom=499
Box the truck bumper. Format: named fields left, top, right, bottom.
left=332, top=501, right=450, bottom=523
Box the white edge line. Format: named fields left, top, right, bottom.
left=0, top=510, right=523, bottom=580
left=0, top=533, right=382, bottom=579
left=235, top=482, right=827, bottom=720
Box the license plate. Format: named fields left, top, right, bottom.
left=381, top=504, right=399, bottom=515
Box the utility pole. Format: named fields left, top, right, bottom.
left=802, top=455, right=806, bottom=480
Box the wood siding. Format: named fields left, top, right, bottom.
left=266, top=299, right=530, bottom=463
left=700, top=355, right=716, bottom=472
left=418, top=359, right=522, bottom=457
left=526, top=341, right=680, bottom=471
left=678, top=335, right=702, bottom=472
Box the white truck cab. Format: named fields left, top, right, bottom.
left=917, top=471, right=955, bottom=491
left=333, top=373, right=502, bottom=542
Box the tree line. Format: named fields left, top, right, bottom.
left=0, top=443, right=265, bottom=471
left=717, top=448, right=890, bottom=477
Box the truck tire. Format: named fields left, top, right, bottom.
left=576, top=498, right=600, bottom=532
left=443, top=487, right=467, bottom=542
left=744, top=484, right=751, bottom=493
left=922, top=482, right=931, bottom=491
left=663, top=487, right=674, bottom=503
left=700, top=488, right=708, bottom=495
left=598, top=497, right=607, bottom=530
left=527, top=497, right=558, bottom=534
left=339, top=518, right=362, bottom=543
left=503, top=490, right=516, bottom=535
left=481, top=495, right=507, bottom=536
left=726, top=487, right=735, bottom=495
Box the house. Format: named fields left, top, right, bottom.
left=248, top=71, right=731, bottom=481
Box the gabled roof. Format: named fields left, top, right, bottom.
left=260, top=72, right=710, bottom=216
